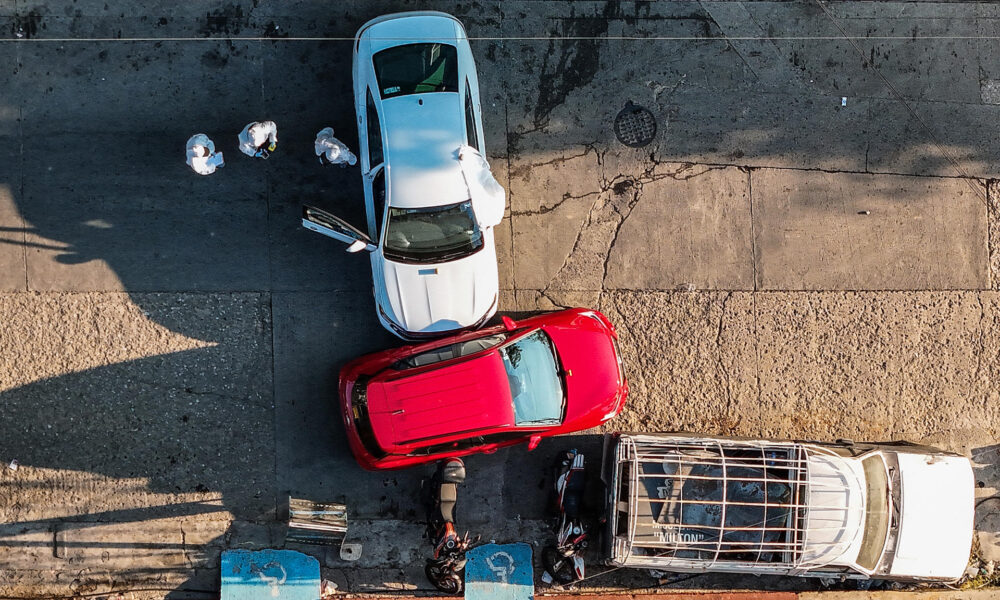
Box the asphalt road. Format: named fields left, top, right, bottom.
left=0, top=0, right=998, bottom=596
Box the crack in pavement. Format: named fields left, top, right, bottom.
left=511, top=189, right=601, bottom=218
left=539, top=158, right=721, bottom=294
left=714, top=292, right=735, bottom=429
left=509, top=145, right=595, bottom=176
left=600, top=178, right=644, bottom=290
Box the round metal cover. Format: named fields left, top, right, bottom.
left=614, top=102, right=657, bottom=148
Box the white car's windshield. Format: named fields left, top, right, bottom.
left=499, top=330, right=564, bottom=426
left=384, top=200, right=483, bottom=263
left=373, top=43, right=459, bottom=99
left=855, top=454, right=890, bottom=571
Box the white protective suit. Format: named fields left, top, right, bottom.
left=314, top=127, right=358, bottom=166
left=458, top=145, right=506, bottom=228
left=238, top=121, right=278, bottom=157
left=185, top=134, right=224, bottom=175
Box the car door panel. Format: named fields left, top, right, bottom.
left=301, top=205, right=374, bottom=247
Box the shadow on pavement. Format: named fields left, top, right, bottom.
left=0, top=0, right=996, bottom=596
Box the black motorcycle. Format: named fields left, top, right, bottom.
left=542, top=449, right=589, bottom=585
left=424, top=458, right=478, bottom=594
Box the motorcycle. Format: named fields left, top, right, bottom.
left=541, top=449, right=588, bottom=585
left=424, top=458, right=478, bottom=594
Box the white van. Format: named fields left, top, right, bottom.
left=602, top=433, right=974, bottom=582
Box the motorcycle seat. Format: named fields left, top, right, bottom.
left=439, top=482, right=458, bottom=523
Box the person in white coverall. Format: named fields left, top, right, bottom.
left=238, top=121, right=278, bottom=159
left=185, top=134, right=224, bottom=175
left=314, top=127, right=357, bottom=167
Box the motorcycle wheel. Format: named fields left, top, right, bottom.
left=425, top=562, right=464, bottom=595
left=542, top=545, right=579, bottom=585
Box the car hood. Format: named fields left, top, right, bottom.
left=378, top=237, right=498, bottom=334
left=545, top=318, right=623, bottom=426
left=888, top=453, right=974, bottom=580
left=366, top=353, right=514, bottom=452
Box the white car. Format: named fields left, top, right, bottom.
left=603, top=433, right=975, bottom=583
left=303, top=11, right=504, bottom=340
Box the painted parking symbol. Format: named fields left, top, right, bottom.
left=221, top=550, right=319, bottom=600
left=465, top=543, right=533, bottom=600
left=486, top=550, right=515, bottom=582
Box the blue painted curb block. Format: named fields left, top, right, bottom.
left=465, top=542, right=534, bottom=600
left=221, top=549, right=320, bottom=600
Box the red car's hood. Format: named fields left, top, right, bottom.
left=367, top=353, right=514, bottom=452
left=546, top=322, right=622, bottom=425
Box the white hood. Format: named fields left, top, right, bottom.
left=889, top=453, right=974, bottom=580
left=378, top=233, right=498, bottom=335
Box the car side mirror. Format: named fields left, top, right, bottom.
left=346, top=239, right=372, bottom=253
left=527, top=435, right=542, bottom=451
left=501, top=315, right=516, bottom=332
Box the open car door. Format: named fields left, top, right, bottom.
left=302, top=205, right=376, bottom=253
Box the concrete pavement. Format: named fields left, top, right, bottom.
left=0, top=0, right=998, bottom=596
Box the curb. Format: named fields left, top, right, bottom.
left=362, top=591, right=999, bottom=600
left=365, top=594, right=796, bottom=600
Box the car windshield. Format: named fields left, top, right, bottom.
left=373, top=43, right=459, bottom=99
left=499, top=330, right=564, bottom=426
left=855, top=454, right=890, bottom=571
left=383, top=200, right=483, bottom=263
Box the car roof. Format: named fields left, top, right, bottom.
left=382, top=92, right=470, bottom=209
left=365, top=351, right=515, bottom=452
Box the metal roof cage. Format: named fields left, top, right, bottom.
left=606, top=434, right=856, bottom=572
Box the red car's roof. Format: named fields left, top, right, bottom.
left=366, top=352, right=515, bottom=452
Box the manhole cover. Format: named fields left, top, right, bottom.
left=614, top=102, right=657, bottom=148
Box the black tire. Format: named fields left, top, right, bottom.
left=541, top=545, right=579, bottom=585
left=425, top=562, right=463, bottom=595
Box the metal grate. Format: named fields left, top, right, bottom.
left=614, top=102, right=657, bottom=148
left=286, top=497, right=348, bottom=546
left=608, top=434, right=860, bottom=571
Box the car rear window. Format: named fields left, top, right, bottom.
left=373, top=43, right=459, bottom=99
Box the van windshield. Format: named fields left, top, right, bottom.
left=855, top=454, right=890, bottom=571
left=383, top=200, right=483, bottom=263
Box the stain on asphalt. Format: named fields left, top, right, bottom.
left=262, top=21, right=288, bottom=39
left=9, top=10, right=43, bottom=39
left=533, top=3, right=612, bottom=128
left=200, top=4, right=245, bottom=37
left=201, top=48, right=230, bottom=69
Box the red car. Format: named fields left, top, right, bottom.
left=339, top=308, right=628, bottom=470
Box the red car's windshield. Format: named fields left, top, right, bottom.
left=499, top=330, right=565, bottom=425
